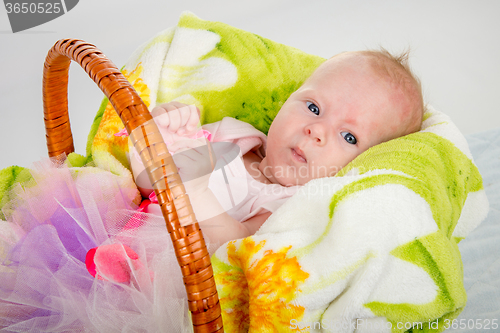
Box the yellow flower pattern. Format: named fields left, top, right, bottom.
left=215, top=238, right=309, bottom=332
left=91, top=64, right=151, bottom=169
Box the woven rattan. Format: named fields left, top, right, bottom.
left=43, top=39, right=223, bottom=333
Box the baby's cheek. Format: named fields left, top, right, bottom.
left=334, top=151, right=360, bottom=174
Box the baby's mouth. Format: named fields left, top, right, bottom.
left=291, top=148, right=307, bottom=163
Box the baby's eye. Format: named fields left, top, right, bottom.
left=306, top=102, right=320, bottom=115
left=341, top=132, right=357, bottom=145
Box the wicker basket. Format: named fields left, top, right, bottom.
left=43, top=39, right=223, bottom=333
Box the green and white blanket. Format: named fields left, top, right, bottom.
left=0, top=11, right=488, bottom=333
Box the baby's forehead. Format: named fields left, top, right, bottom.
left=302, top=54, right=385, bottom=96
left=307, top=53, right=382, bottom=86
left=312, top=52, right=421, bottom=131
left=321, top=51, right=421, bottom=107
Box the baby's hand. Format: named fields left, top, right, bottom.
left=173, top=140, right=216, bottom=197
left=151, top=102, right=200, bottom=137
left=130, top=102, right=209, bottom=197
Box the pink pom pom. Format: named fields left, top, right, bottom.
left=85, top=244, right=142, bottom=283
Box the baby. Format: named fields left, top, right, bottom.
left=131, top=49, right=424, bottom=245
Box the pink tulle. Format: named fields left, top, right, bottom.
left=0, top=157, right=214, bottom=332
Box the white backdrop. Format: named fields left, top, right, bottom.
left=1, top=0, right=499, bottom=169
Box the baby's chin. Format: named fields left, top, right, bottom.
left=280, top=171, right=343, bottom=187
left=273, top=176, right=309, bottom=187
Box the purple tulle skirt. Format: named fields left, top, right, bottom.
left=0, top=158, right=208, bottom=332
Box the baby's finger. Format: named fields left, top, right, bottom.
left=175, top=104, right=194, bottom=135
left=151, top=105, right=170, bottom=128
left=185, top=105, right=201, bottom=134
left=163, top=103, right=182, bottom=133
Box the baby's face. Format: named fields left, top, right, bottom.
left=260, top=52, right=419, bottom=186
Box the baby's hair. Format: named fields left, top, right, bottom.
left=358, top=48, right=425, bottom=133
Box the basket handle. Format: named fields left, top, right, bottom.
left=43, top=39, right=223, bottom=333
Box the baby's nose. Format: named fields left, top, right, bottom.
left=305, top=124, right=326, bottom=145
